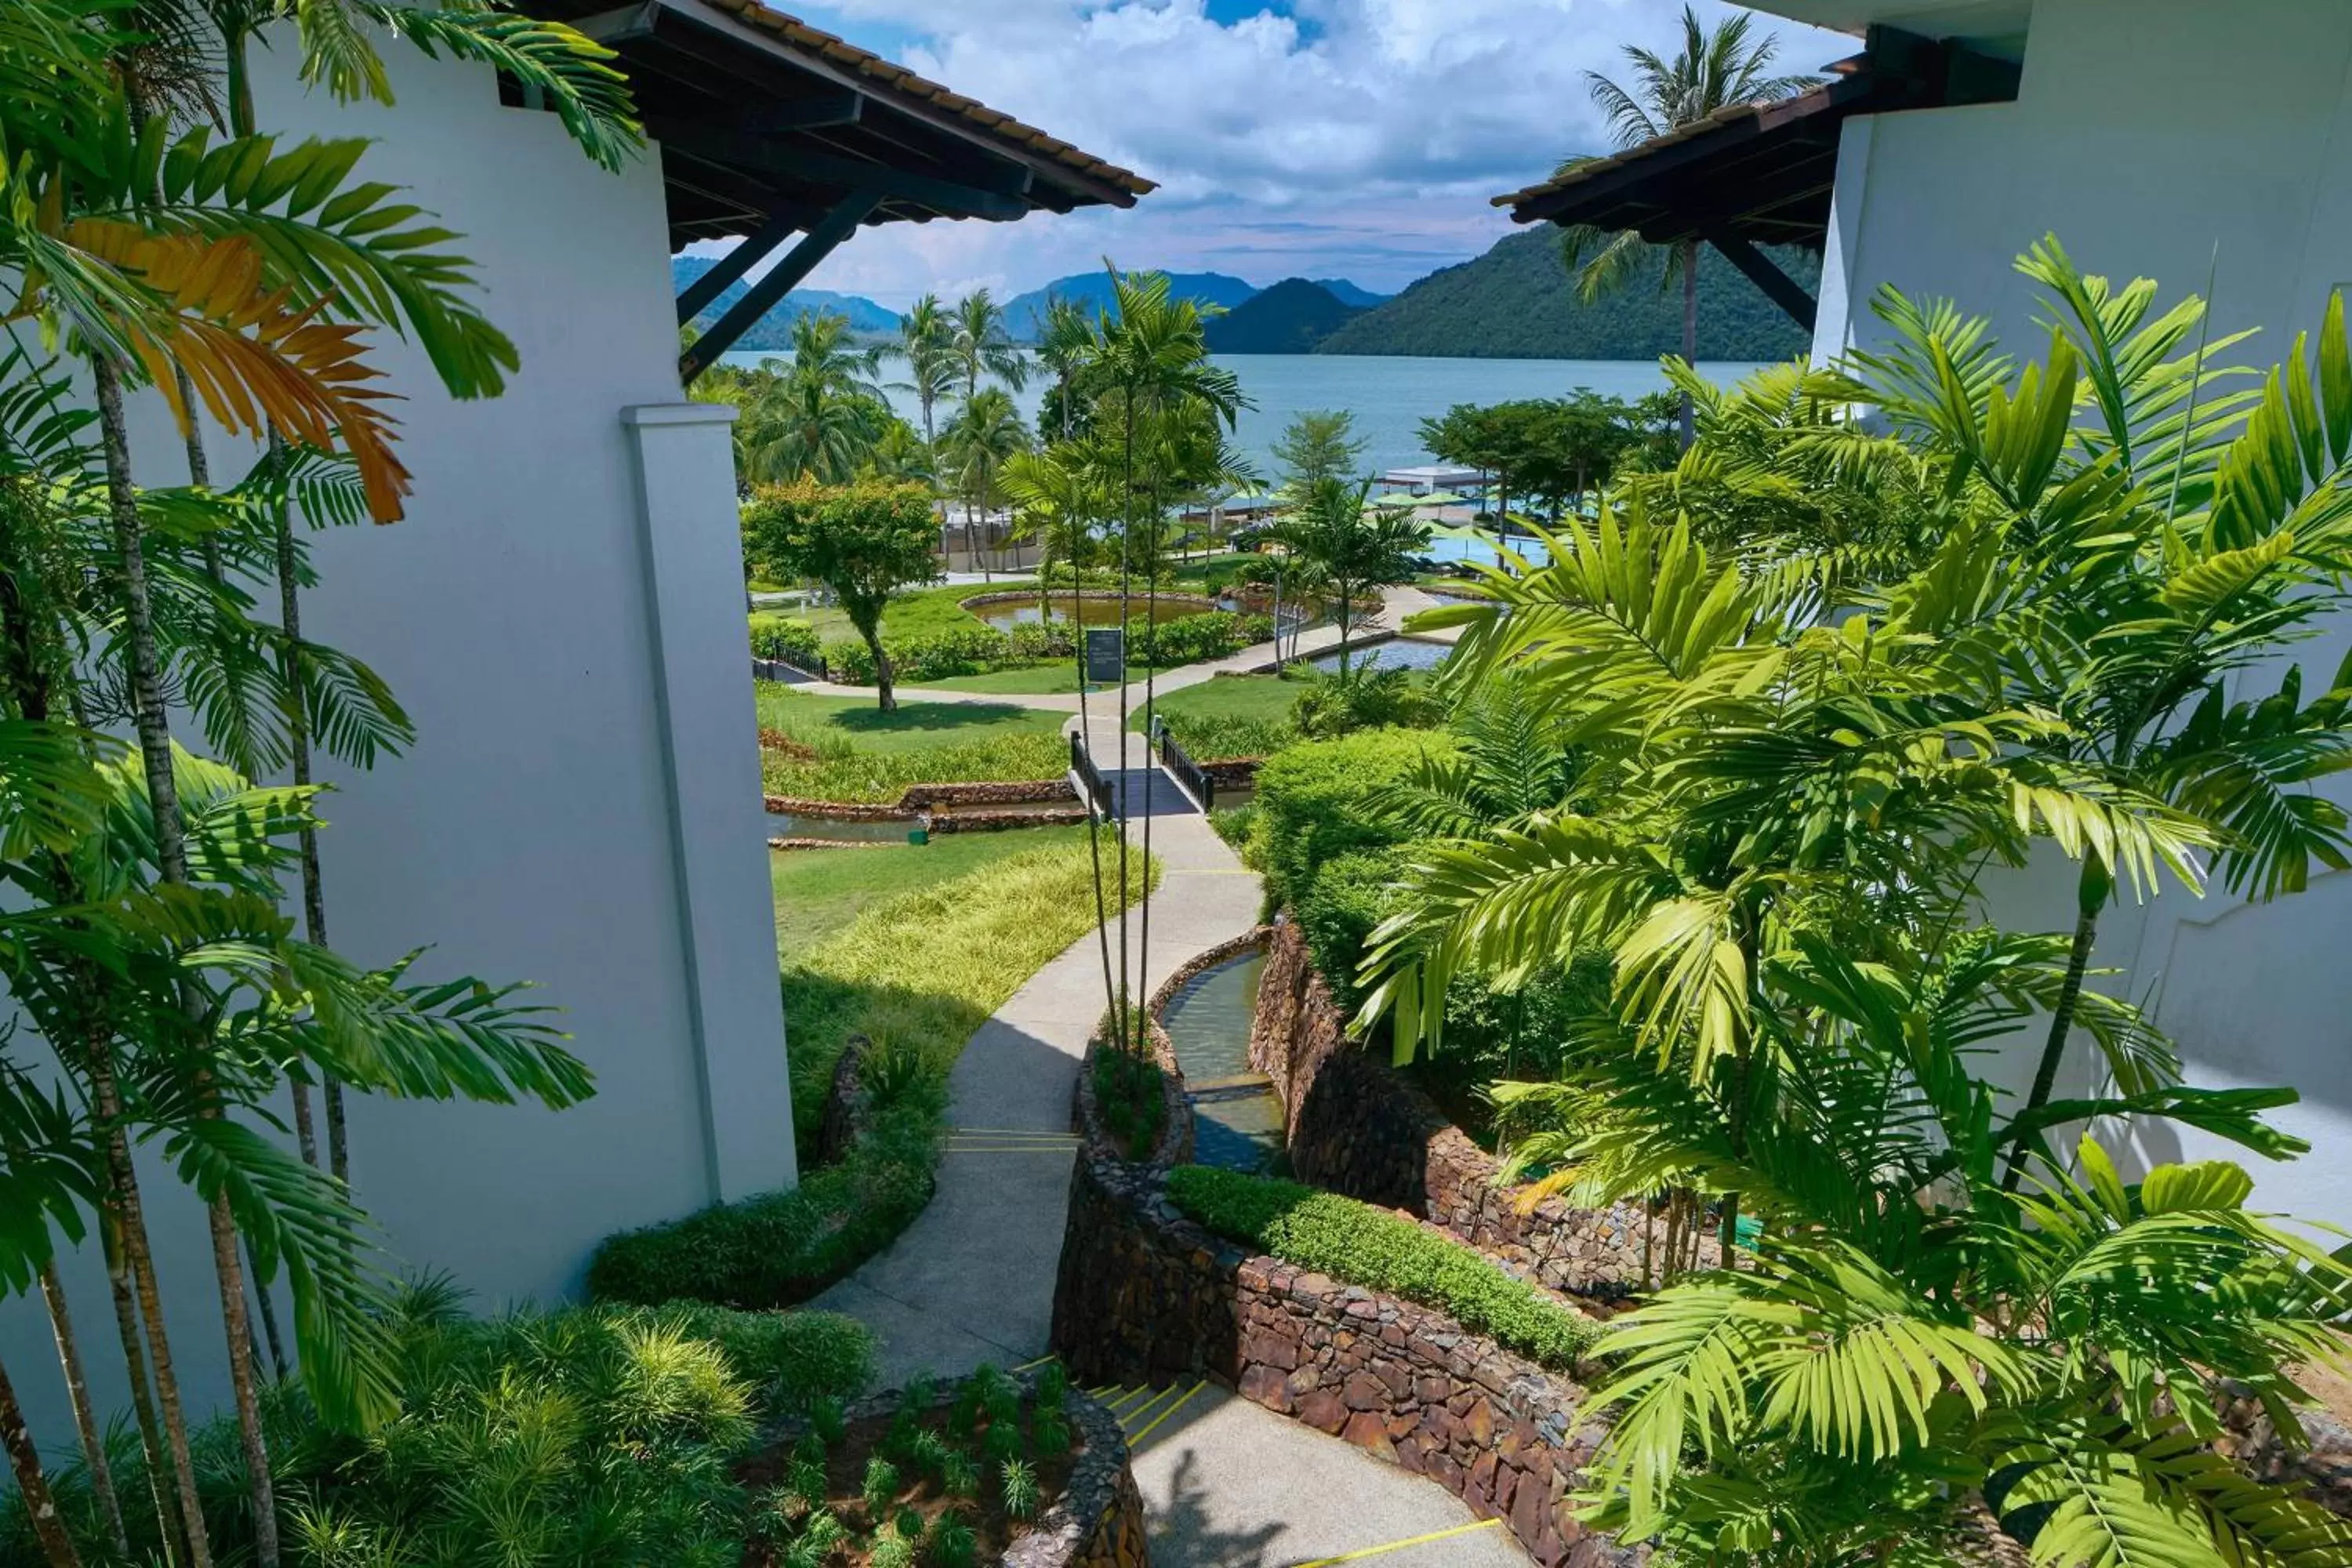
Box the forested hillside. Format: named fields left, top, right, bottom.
left=1316, top=229, right=1818, bottom=361
left=1201, top=278, right=1367, bottom=353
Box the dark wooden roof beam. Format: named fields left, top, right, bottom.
left=675, top=208, right=800, bottom=322
left=572, top=1, right=662, bottom=44
left=681, top=187, right=883, bottom=382
left=1708, top=233, right=1817, bottom=331
left=659, top=124, right=1029, bottom=217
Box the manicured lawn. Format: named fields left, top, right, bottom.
left=788, top=581, right=1000, bottom=644
left=770, top=825, right=1098, bottom=963
left=1130, top=671, right=1302, bottom=757
left=920, top=662, right=1149, bottom=695
left=757, top=683, right=1062, bottom=753
left=782, top=832, right=1154, bottom=1146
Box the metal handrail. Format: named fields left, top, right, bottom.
left=1069, top=731, right=1117, bottom=821
left=1152, top=717, right=1214, bottom=813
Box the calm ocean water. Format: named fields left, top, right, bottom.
left=714, top=351, right=1767, bottom=481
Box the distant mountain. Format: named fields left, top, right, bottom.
left=1315, top=229, right=1817, bottom=361
left=1002, top=270, right=1260, bottom=340
left=673, top=256, right=901, bottom=351
left=1312, top=278, right=1388, bottom=308
left=1202, top=278, right=1367, bottom=354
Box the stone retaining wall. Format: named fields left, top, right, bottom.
left=1073, top=1008, right=1194, bottom=1169
left=1144, top=927, right=1270, bottom=1020
left=1049, top=1157, right=1633, bottom=1568
left=812, top=1034, right=871, bottom=1168
left=902, top=779, right=1078, bottom=808
left=764, top=796, right=912, bottom=822
left=931, top=807, right=1092, bottom=833
left=1250, top=922, right=1713, bottom=1298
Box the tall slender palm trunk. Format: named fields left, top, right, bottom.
left=38, top=1266, right=129, bottom=1559
left=1679, top=241, right=1698, bottom=451
left=97, top=1202, right=184, bottom=1564
left=0, top=1347, right=82, bottom=1568
left=92, top=357, right=278, bottom=1568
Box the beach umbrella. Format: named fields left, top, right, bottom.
left=1371, top=492, right=1421, bottom=509
left=1415, top=490, right=1469, bottom=507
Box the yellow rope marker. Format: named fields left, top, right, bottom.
left=1285, top=1519, right=1502, bottom=1568
left=942, top=1145, right=1087, bottom=1154
left=1012, top=1355, right=1056, bottom=1373
left=946, top=1127, right=1081, bottom=1138
left=1119, top=1385, right=1182, bottom=1431
left=1123, top=1379, right=1203, bottom=1446
left=1105, top=1385, right=1154, bottom=1414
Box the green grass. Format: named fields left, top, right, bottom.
left=770, top=826, right=1098, bottom=964
left=757, top=684, right=1070, bottom=800
left=1167, top=1166, right=1599, bottom=1372
left=791, top=581, right=1000, bottom=644
left=782, top=836, right=1155, bottom=1149
left=1130, top=672, right=1302, bottom=758
left=920, top=663, right=1151, bottom=695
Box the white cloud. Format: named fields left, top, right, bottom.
left=697, top=0, right=1852, bottom=307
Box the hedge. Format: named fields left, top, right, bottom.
left=1165, top=1165, right=1599, bottom=1372
left=821, top=610, right=1273, bottom=684
left=750, top=613, right=823, bottom=670
left=1294, top=846, right=1414, bottom=1014
left=1251, top=728, right=1457, bottom=912
left=587, top=1103, right=936, bottom=1310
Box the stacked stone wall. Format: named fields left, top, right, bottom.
left=1049, top=1157, right=1635, bottom=1568
left=1249, top=922, right=1715, bottom=1298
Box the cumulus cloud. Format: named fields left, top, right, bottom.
left=694, top=0, right=1852, bottom=305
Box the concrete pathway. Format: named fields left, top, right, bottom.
left=1122, top=1388, right=1529, bottom=1568
left=810, top=735, right=1530, bottom=1566
left=808, top=795, right=1261, bottom=1388
left=781, top=585, right=1465, bottom=716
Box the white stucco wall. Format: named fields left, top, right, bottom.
left=0, top=35, right=792, bottom=1440
left=1809, top=0, right=2352, bottom=1225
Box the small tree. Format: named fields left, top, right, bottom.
left=745, top=482, right=938, bottom=711
left=1271, top=479, right=1428, bottom=673
left=1272, top=410, right=1367, bottom=499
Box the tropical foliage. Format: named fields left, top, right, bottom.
left=0, top=5, right=640, bottom=1567
left=1345, top=241, right=2352, bottom=1567
left=744, top=481, right=942, bottom=712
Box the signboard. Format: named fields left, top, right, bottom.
left=1083, top=627, right=1126, bottom=684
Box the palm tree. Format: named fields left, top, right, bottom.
left=940, top=387, right=1032, bottom=577
left=1267, top=479, right=1428, bottom=675
left=889, top=293, right=956, bottom=454
left=1563, top=5, right=1815, bottom=448
left=1036, top=293, right=1097, bottom=444
left=1001, top=443, right=1109, bottom=614
left=739, top=314, right=890, bottom=484
left=948, top=288, right=1031, bottom=408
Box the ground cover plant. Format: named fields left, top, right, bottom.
left=1132, top=672, right=1303, bottom=758
left=1356, top=244, right=2352, bottom=1566
left=593, top=838, right=1157, bottom=1308
left=1166, top=1167, right=1599, bottom=1372
left=770, top=826, right=1106, bottom=962
left=740, top=1364, right=1080, bottom=1568
left=3, top=1293, right=875, bottom=1567
left=757, top=684, right=1069, bottom=803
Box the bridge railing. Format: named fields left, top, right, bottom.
left=1069, top=731, right=1118, bottom=821
left=1152, top=717, right=1214, bottom=813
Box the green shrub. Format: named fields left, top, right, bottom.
left=1294, top=846, right=1414, bottom=1014
left=1006, top=619, right=1076, bottom=662
left=1166, top=1166, right=1598, bottom=1372
left=1291, top=663, right=1447, bottom=738
left=586, top=1102, right=938, bottom=1310
left=823, top=636, right=877, bottom=683
left=5, top=1302, right=873, bottom=1566
left=1253, top=728, right=1457, bottom=911
left=1091, top=1042, right=1166, bottom=1158
left=751, top=613, right=824, bottom=670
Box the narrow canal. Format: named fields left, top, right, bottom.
left=1159, top=950, right=1285, bottom=1172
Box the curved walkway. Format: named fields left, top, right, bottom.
left=782, top=585, right=1461, bottom=714
left=807, top=738, right=1528, bottom=1565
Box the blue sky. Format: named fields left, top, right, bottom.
left=686, top=1, right=1851, bottom=308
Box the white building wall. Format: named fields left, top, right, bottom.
left=0, top=35, right=793, bottom=1441
left=1811, top=0, right=2352, bottom=1225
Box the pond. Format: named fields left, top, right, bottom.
left=1160, top=951, right=1284, bottom=1173
left=968, top=592, right=1319, bottom=636
left=1308, top=637, right=1457, bottom=673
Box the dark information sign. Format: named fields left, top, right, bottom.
left=1084, top=627, right=1126, bottom=684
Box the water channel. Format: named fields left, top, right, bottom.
left=1158, top=950, right=1285, bottom=1172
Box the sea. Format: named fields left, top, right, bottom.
left=713, top=351, right=1769, bottom=481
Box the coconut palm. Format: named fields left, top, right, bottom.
left=889, top=292, right=956, bottom=454
left=1561, top=5, right=1815, bottom=447
left=947, top=288, right=1030, bottom=408
left=1036, top=293, right=1098, bottom=444
left=1002, top=442, right=1110, bottom=613
left=941, top=387, right=1032, bottom=579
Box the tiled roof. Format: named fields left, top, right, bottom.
left=695, top=0, right=1155, bottom=203
left=1491, top=85, right=1838, bottom=214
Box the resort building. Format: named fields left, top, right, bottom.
left=1500, top=0, right=2352, bottom=1226
left=2, top=0, right=1142, bottom=1438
